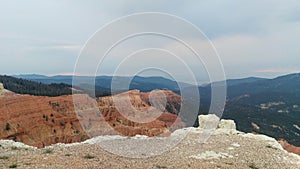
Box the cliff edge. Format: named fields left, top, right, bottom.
left=0, top=115, right=299, bottom=169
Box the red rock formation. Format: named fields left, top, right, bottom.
left=0, top=91, right=90, bottom=148
left=0, top=89, right=185, bottom=148
left=97, top=90, right=185, bottom=137
left=278, top=139, right=300, bottom=156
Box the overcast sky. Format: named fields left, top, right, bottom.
left=0, top=1, right=299, bottom=83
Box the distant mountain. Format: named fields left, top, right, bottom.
left=12, top=74, right=193, bottom=94
left=222, top=77, right=267, bottom=87
left=9, top=73, right=300, bottom=147
left=13, top=74, right=49, bottom=80
left=0, top=75, right=75, bottom=96
left=225, top=73, right=300, bottom=98
left=209, top=73, right=300, bottom=147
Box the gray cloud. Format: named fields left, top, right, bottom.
left=0, top=1, right=299, bottom=82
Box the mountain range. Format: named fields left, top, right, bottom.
left=3, top=73, right=300, bottom=147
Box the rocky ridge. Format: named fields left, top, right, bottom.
left=0, top=115, right=299, bottom=168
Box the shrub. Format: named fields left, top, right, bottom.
left=9, top=164, right=17, bottom=168
left=0, top=156, right=9, bottom=160
left=6, top=123, right=10, bottom=131
left=11, top=146, right=19, bottom=150
left=249, top=163, right=259, bottom=169
left=83, top=154, right=95, bottom=159
left=43, top=148, right=53, bottom=154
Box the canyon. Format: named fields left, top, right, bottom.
left=0, top=85, right=185, bottom=148
left=1, top=83, right=300, bottom=158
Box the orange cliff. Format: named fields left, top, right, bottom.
left=278, top=139, right=300, bottom=156
left=0, top=87, right=186, bottom=148
left=97, top=90, right=185, bottom=137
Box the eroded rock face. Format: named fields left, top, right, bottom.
left=0, top=93, right=91, bottom=148
left=97, top=90, right=185, bottom=137
left=0, top=89, right=185, bottom=148
left=278, top=139, right=300, bottom=155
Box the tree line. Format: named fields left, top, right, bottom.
left=0, top=75, right=73, bottom=96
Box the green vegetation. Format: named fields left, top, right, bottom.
left=225, top=162, right=234, bottom=165
left=266, top=145, right=278, bottom=150
left=43, top=148, right=53, bottom=154
left=156, top=165, right=167, bottom=169
left=5, top=123, right=10, bottom=131
left=220, top=92, right=300, bottom=147
left=249, top=163, right=259, bottom=169
left=9, top=164, right=17, bottom=168
left=0, top=155, right=9, bottom=160
left=59, top=121, right=66, bottom=126
left=0, top=75, right=73, bottom=96
left=83, top=154, right=95, bottom=159
left=198, top=73, right=300, bottom=147
left=116, top=117, right=121, bottom=123
left=11, top=146, right=19, bottom=150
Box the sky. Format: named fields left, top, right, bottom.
left=0, top=1, right=300, bottom=83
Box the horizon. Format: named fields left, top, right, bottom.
left=5, top=72, right=300, bottom=86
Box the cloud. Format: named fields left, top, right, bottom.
left=255, top=68, right=300, bottom=73
left=28, top=45, right=82, bottom=52
left=0, top=1, right=300, bottom=80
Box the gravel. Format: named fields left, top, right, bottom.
left=0, top=128, right=300, bottom=169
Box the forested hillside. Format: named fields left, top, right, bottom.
left=0, top=75, right=73, bottom=96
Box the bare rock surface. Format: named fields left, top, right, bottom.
left=0, top=83, right=8, bottom=97
left=218, top=119, right=236, bottom=130
left=279, top=139, right=300, bottom=155
left=1, top=119, right=300, bottom=169
left=198, top=114, right=219, bottom=129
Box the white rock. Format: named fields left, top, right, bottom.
left=0, top=140, right=37, bottom=150
left=190, top=151, right=233, bottom=160
left=231, top=143, right=241, bottom=147
left=213, top=129, right=243, bottom=135
left=242, top=133, right=284, bottom=150
left=198, top=114, right=220, bottom=129
left=0, top=83, right=3, bottom=90
left=218, top=119, right=236, bottom=130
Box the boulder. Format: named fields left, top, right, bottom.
left=218, top=119, right=236, bottom=130
left=198, top=114, right=220, bottom=129
left=0, top=83, right=3, bottom=90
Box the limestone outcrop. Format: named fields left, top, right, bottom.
left=198, top=114, right=220, bottom=129
left=0, top=83, right=3, bottom=90
left=198, top=114, right=300, bottom=156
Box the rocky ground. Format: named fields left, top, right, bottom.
left=1, top=120, right=299, bottom=169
